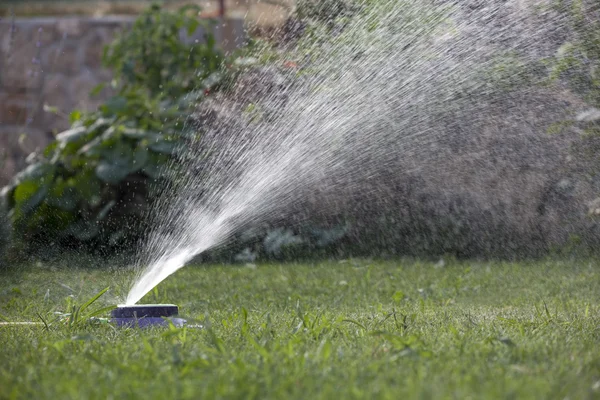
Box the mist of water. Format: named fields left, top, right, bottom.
left=125, top=0, right=564, bottom=305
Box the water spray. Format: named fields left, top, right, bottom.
left=124, top=0, right=572, bottom=305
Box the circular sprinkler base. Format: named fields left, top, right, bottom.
left=111, top=304, right=186, bottom=328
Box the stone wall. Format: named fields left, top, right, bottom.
left=0, top=17, right=131, bottom=185
left=0, top=15, right=249, bottom=186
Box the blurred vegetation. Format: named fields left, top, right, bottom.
left=103, top=4, right=222, bottom=98
left=548, top=0, right=600, bottom=214
left=1, top=4, right=224, bottom=253
left=550, top=0, right=600, bottom=112
left=3, top=0, right=600, bottom=260
left=0, top=0, right=206, bottom=17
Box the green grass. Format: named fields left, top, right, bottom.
left=1, top=258, right=600, bottom=399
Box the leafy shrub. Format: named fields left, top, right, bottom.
left=3, top=94, right=183, bottom=248
left=103, top=4, right=222, bottom=98
left=548, top=0, right=600, bottom=213
left=550, top=0, right=600, bottom=106
left=548, top=0, right=600, bottom=134
left=1, top=5, right=224, bottom=251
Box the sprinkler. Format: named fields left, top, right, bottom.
left=111, top=304, right=186, bottom=328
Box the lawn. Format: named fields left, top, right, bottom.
left=1, top=258, right=599, bottom=399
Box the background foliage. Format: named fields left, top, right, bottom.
left=1, top=5, right=223, bottom=253
left=3, top=0, right=600, bottom=260
left=551, top=0, right=600, bottom=107
left=549, top=0, right=600, bottom=215
left=103, top=4, right=222, bottom=98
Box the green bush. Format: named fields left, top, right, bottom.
left=1, top=5, right=224, bottom=251
left=550, top=0, right=600, bottom=106
left=549, top=0, right=600, bottom=132
left=103, top=4, right=222, bottom=98
left=548, top=1, right=600, bottom=214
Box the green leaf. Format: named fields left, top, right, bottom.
left=89, top=83, right=106, bottom=97
left=14, top=181, right=38, bottom=203
left=121, top=128, right=146, bottom=139
left=12, top=163, right=54, bottom=184
left=141, top=162, right=166, bottom=180
left=63, top=219, right=100, bottom=241
left=56, top=126, right=88, bottom=143
left=87, top=117, right=115, bottom=133
left=11, top=163, right=54, bottom=214
left=77, top=136, right=103, bottom=156
left=43, top=141, right=59, bottom=160
left=149, top=139, right=178, bottom=154
left=186, top=18, right=200, bottom=36
left=14, top=181, right=49, bottom=214
left=71, top=172, right=102, bottom=205
left=101, top=126, right=117, bottom=140
left=132, top=145, right=149, bottom=172
left=96, top=161, right=130, bottom=185
left=46, top=183, right=78, bottom=212
left=100, top=137, right=132, bottom=159
left=95, top=200, right=116, bottom=222
left=122, top=128, right=159, bottom=140
left=101, top=96, right=127, bottom=115
left=69, top=110, right=82, bottom=123
left=0, top=185, right=16, bottom=210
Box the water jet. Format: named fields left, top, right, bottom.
left=125, top=0, right=585, bottom=304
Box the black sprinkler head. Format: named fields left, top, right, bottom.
left=111, top=304, right=185, bottom=327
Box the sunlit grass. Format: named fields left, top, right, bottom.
left=1, top=258, right=599, bottom=399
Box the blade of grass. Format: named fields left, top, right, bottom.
left=342, top=319, right=367, bottom=331
left=36, top=312, right=50, bottom=331
left=85, top=305, right=117, bottom=319
left=79, top=287, right=110, bottom=313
